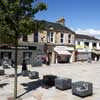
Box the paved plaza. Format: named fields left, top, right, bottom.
left=0, top=61, right=100, bottom=100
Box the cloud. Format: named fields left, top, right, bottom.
left=75, top=29, right=100, bottom=39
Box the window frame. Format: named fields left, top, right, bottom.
left=92, top=42, right=97, bottom=48
left=77, top=41, right=80, bottom=45
left=84, top=42, right=89, bottom=47
left=60, top=33, right=64, bottom=43
left=68, top=34, right=71, bottom=43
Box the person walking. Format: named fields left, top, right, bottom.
left=22, top=60, right=27, bottom=73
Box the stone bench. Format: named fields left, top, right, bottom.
left=3, top=64, right=10, bottom=69
left=22, top=71, right=29, bottom=76
left=42, top=75, right=57, bottom=88
left=55, top=77, right=72, bottom=90
left=0, top=69, right=5, bottom=75
left=28, top=71, right=39, bottom=79
left=72, top=81, right=93, bottom=97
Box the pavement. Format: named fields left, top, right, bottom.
left=0, top=61, right=100, bottom=100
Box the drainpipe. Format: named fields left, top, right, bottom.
left=74, top=34, right=77, bottom=62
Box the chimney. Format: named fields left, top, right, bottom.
left=56, top=17, right=65, bottom=26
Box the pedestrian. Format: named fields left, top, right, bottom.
left=22, top=60, right=27, bottom=73
left=88, top=57, right=92, bottom=63
left=11, top=60, right=15, bottom=68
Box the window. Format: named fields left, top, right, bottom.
left=47, top=32, right=54, bottom=43
left=23, top=52, right=32, bottom=58
left=92, top=42, right=96, bottom=47
left=77, top=41, right=80, bottom=45
left=34, top=32, right=38, bottom=42
left=50, top=32, right=53, bottom=42
left=68, top=34, right=71, bottom=43
left=84, top=42, right=89, bottom=47
left=47, top=32, right=50, bottom=43
left=28, top=46, right=37, bottom=50
left=60, top=33, right=64, bottom=43
left=1, top=52, right=11, bottom=59
left=23, top=35, right=28, bottom=42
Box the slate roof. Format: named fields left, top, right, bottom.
left=36, top=20, right=75, bottom=34
left=76, top=34, right=100, bottom=41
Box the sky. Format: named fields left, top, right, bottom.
left=35, top=0, right=100, bottom=38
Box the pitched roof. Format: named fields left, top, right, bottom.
left=76, top=34, right=100, bottom=41
left=36, top=20, right=75, bottom=34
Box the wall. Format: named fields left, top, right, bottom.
left=28, top=34, right=34, bottom=42
left=38, top=31, right=47, bottom=43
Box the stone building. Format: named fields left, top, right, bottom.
left=26, top=18, right=76, bottom=64
left=0, top=18, right=76, bottom=66
left=75, top=34, right=100, bottom=61
left=0, top=43, right=44, bottom=66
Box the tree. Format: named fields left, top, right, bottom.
left=0, top=0, right=47, bottom=99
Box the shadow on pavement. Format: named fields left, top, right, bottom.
left=0, top=83, right=8, bottom=88
left=17, top=79, right=42, bottom=98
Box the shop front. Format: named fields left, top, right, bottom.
left=76, top=48, right=91, bottom=61
left=92, top=49, right=100, bottom=61
left=54, top=46, right=73, bottom=63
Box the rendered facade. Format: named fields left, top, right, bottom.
left=75, top=34, right=100, bottom=61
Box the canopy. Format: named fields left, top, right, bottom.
left=56, top=50, right=71, bottom=55
left=54, top=46, right=71, bottom=55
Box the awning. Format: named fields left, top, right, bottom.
left=92, top=49, right=100, bottom=55
left=56, top=50, right=71, bottom=55
left=54, top=46, right=71, bottom=55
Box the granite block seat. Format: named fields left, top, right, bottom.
left=55, top=77, right=72, bottom=90
left=2, top=62, right=10, bottom=69
left=72, top=81, right=93, bottom=98
left=0, top=69, right=5, bottom=75
left=22, top=71, right=29, bottom=76
left=42, top=75, right=57, bottom=88
left=28, top=71, right=39, bottom=79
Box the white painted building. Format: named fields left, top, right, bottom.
left=75, top=34, right=100, bottom=61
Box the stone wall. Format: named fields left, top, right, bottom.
left=0, top=44, right=45, bottom=66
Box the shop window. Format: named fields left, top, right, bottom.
left=28, top=46, right=37, bottom=50
left=1, top=52, right=11, bottom=59
left=23, top=52, right=32, bottom=64
left=23, top=52, right=32, bottom=58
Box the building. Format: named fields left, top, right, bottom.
left=22, top=18, right=76, bottom=64
left=75, top=34, right=100, bottom=61
left=0, top=18, right=76, bottom=66
left=0, top=43, right=44, bottom=66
